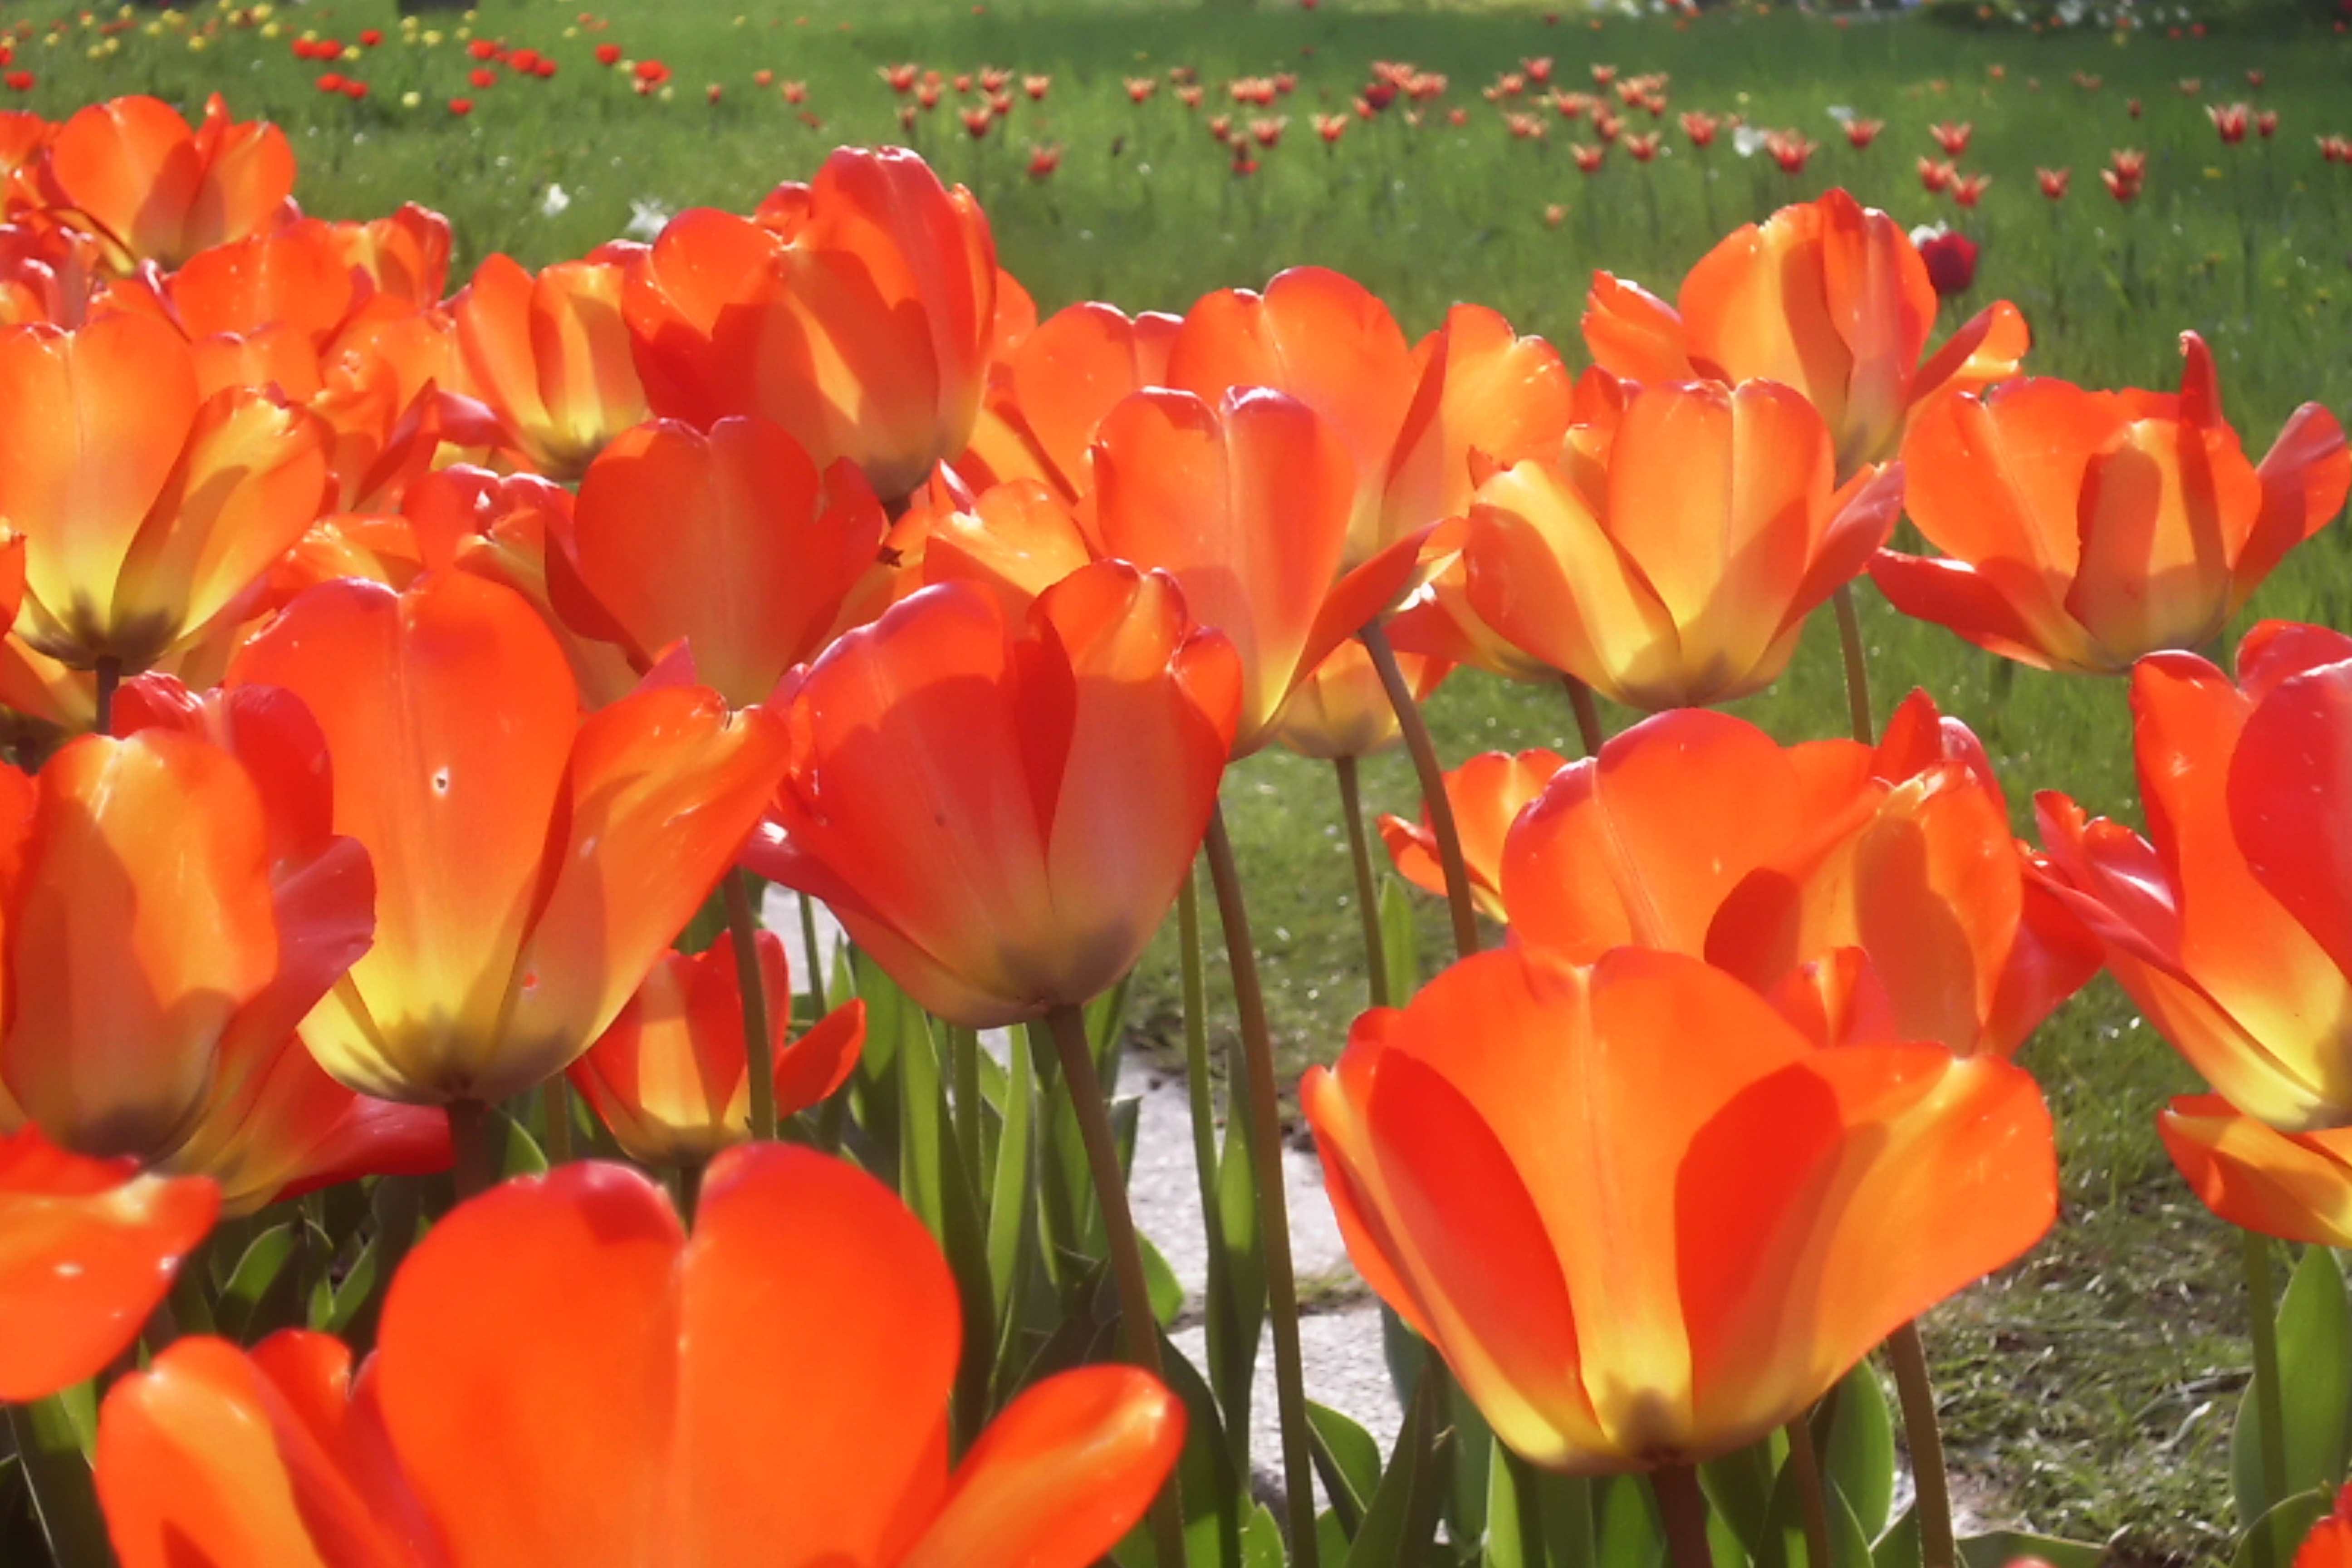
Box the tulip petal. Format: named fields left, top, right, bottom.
left=1378, top=748, right=1567, bottom=922
left=1006, top=302, right=1180, bottom=497
left=2159, top=1094, right=2352, bottom=1247
left=2235, top=402, right=2352, bottom=605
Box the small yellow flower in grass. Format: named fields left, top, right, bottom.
left=422, top=29, right=443, bottom=45
left=341, top=44, right=358, bottom=60
left=456, top=26, right=473, bottom=40
left=564, top=25, right=578, bottom=36
left=252, top=2, right=273, bottom=15
left=401, top=89, right=421, bottom=108
left=187, top=34, right=206, bottom=49
left=260, top=20, right=279, bottom=36
left=2205, top=166, right=2223, bottom=178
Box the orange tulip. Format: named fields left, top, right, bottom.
left=956, top=300, right=1179, bottom=502
left=226, top=573, right=789, bottom=1106
left=0, top=313, right=330, bottom=675
left=0, top=676, right=447, bottom=1213
left=1581, top=188, right=2029, bottom=478
left=39, top=93, right=294, bottom=271
left=1303, top=944, right=2055, bottom=1471
left=553, top=415, right=887, bottom=707
left=1268, top=637, right=1449, bottom=760
left=0, top=1127, right=216, bottom=1402
left=570, top=932, right=866, bottom=1166
left=910, top=474, right=1096, bottom=609
left=1379, top=748, right=1568, bottom=922
left=2036, top=622, right=2352, bottom=1129
left=1503, top=694, right=2097, bottom=1057
left=326, top=204, right=454, bottom=307
left=624, top=147, right=998, bottom=502
left=95, top=1145, right=1184, bottom=1568
left=747, top=563, right=1240, bottom=1029
left=456, top=252, right=651, bottom=482
left=2300, top=1484, right=2352, bottom=1568
left=1873, top=333, right=2350, bottom=674
left=1380, top=303, right=1578, bottom=544
left=1460, top=377, right=1905, bottom=711
left=2157, top=1094, right=2352, bottom=1246
left=1088, top=387, right=1428, bottom=753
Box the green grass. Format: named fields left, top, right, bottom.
left=23, top=0, right=2352, bottom=1556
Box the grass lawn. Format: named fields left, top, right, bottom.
left=25, top=0, right=2352, bottom=1554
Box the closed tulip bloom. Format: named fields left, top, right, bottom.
left=748, top=563, right=1240, bottom=1029
left=1582, top=189, right=2029, bottom=479
left=553, top=416, right=887, bottom=708
left=456, top=253, right=651, bottom=482
left=1461, top=377, right=1906, bottom=711
left=39, top=93, right=294, bottom=271
left=2037, top=623, right=2352, bottom=1131
left=325, top=204, right=454, bottom=306
left=1380, top=748, right=1569, bottom=922
left=957, top=300, right=1179, bottom=502
left=2302, top=1487, right=2352, bottom=1568
left=2157, top=1095, right=2352, bottom=1246
left=570, top=932, right=866, bottom=1167
left=1380, top=304, right=1577, bottom=544
left=1504, top=696, right=2097, bottom=1057
left=1087, top=387, right=1428, bottom=753
left=1303, top=944, right=2056, bottom=1472
left=1873, top=333, right=2351, bottom=674
left=0, top=314, right=331, bottom=675
left=226, top=573, right=790, bottom=1106
left=624, top=147, right=998, bottom=502
left=1268, top=637, right=1448, bottom=760
left=0, top=1127, right=216, bottom=1402
left=95, top=1146, right=1185, bottom=1568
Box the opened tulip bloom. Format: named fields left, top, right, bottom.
left=1581, top=188, right=2028, bottom=478
left=226, top=572, right=789, bottom=1106
left=38, top=93, right=294, bottom=270
left=0, top=1127, right=216, bottom=1402
left=1380, top=748, right=1568, bottom=922
left=95, top=1144, right=1185, bottom=1567
left=624, top=146, right=998, bottom=501
left=1503, top=696, right=2096, bottom=1057
left=2157, top=1094, right=2352, bottom=1246
left=1460, top=377, right=1906, bottom=711
left=2036, top=622, right=2352, bottom=1130
left=456, top=252, right=652, bottom=482
left=571, top=931, right=866, bottom=1167
left=1873, top=333, right=2350, bottom=674
left=0, top=313, right=331, bottom=676
left=554, top=414, right=887, bottom=708
left=1304, top=945, right=2056, bottom=1471
left=748, top=562, right=1240, bottom=1029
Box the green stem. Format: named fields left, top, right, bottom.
left=1784, top=1409, right=1834, bottom=1568
left=1334, top=757, right=1390, bottom=1010
left=448, top=1098, right=500, bottom=1200
left=1042, top=1002, right=1189, bottom=1568
left=542, top=1078, right=574, bottom=1165
left=2244, top=1229, right=2289, bottom=1512
left=1508, top=1446, right=1551, bottom=1568
left=1888, top=1323, right=1955, bottom=1568
left=1360, top=622, right=1479, bottom=962
left=797, top=888, right=828, bottom=1022
left=950, top=1024, right=984, bottom=1199
left=1203, top=805, right=1323, bottom=1568
left=1561, top=673, right=1605, bottom=759
left=7, top=1395, right=110, bottom=1568
left=1176, top=875, right=1245, bottom=1441
left=1833, top=585, right=1874, bottom=746
left=722, top=869, right=776, bottom=1141
left=1651, top=1461, right=1715, bottom=1568
left=92, top=655, right=120, bottom=737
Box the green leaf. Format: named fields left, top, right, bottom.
left=1593, top=1475, right=1666, bottom=1568
left=6, top=1392, right=108, bottom=1568
left=217, top=1222, right=300, bottom=1342
left=1242, top=1503, right=1287, bottom=1568
left=1310, top=1401, right=1384, bottom=1535
left=1137, top=1337, right=1246, bottom=1568
left=1141, top=1233, right=1185, bottom=1328
left=1753, top=1461, right=1876, bottom=1568
left=1872, top=1506, right=1920, bottom=1568
left=1702, top=1429, right=1783, bottom=1561
left=1378, top=875, right=1421, bottom=1006
left=2233, top=1246, right=2352, bottom=1528
left=2228, top=1490, right=2332, bottom=1568
left=497, top=1105, right=547, bottom=1179
left=1823, top=1363, right=1899, bottom=1542
left=1211, top=1109, right=1267, bottom=1461
left=1345, top=1377, right=1450, bottom=1568
left=985, top=1021, right=1035, bottom=1324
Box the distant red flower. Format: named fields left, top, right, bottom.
left=1024, top=74, right=1050, bottom=100
left=706, top=84, right=725, bottom=105
left=4, top=71, right=31, bottom=93
left=596, top=42, right=623, bottom=66
left=1624, top=130, right=1660, bottom=161
left=2257, top=109, right=2279, bottom=139
left=881, top=62, right=917, bottom=93
left=754, top=69, right=774, bottom=87
left=1525, top=55, right=1555, bottom=83
left=2037, top=166, right=2070, bottom=198
left=342, top=79, right=368, bottom=101
left=634, top=59, right=669, bottom=85
left=1125, top=77, right=1155, bottom=103
left=1917, top=228, right=1978, bottom=295
left=1208, top=113, right=1232, bottom=143
left=1918, top=156, right=1955, bottom=192
left=1026, top=143, right=1061, bottom=180
left=358, top=28, right=383, bottom=46
left=988, top=92, right=1012, bottom=117
left=511, top=49, right=541, bottom=73
left=1591, top=63, right=1617, bottom=84
left=960, top=106, right=990, bottom=138
left=1178, top=84, right=1205, bottom=109
left=1845, top=117, right=1884, bottom=148
left=470, top=67, right=498, bottom=89
left=2247, top=68, right=2267, bottom=87
left=1951, top=171, right=1990, bottom=206
left=1768, top=129, right=1818, bottom=172
left=468, top=38, right=500, bottom=61
left=1314, top=112, right=1347, bottom=144
left=1572, top=141, right=1605, bottom=172
left=1681, top=109, right=1718, bottom=147
left=449, top=98, right=474, bottom=117
left=2127, top=96, right=2143, bottom=118
left=1930, top=120, right=1972, bottom=155
left=2210, top=102, right=2251, bottom=144
left=316, top=73, right=347, bottom=93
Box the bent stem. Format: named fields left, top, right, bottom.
left=1833, top=585, right=1874, bottom=746
left=1784, top=1409, right=1833, bottom=1568
left=1888, top=1322, right=1955, bottom=1568
left=722, top=869, right=776, bottom=1141
left=1561, top=673, right=1605, bottom=758
left=2243, top=1229, right=2289, bottom=1511
left=448, top=1098, right=500, bottom=1200
left=1361, top=621, right=1479, bottom=961
left=1204, top=805, right=1323, bottom=1568
left=1652, top=1461, right=1715, bottom=1568
left=1334, top=757, right=1390, bottom=1009
left=92, top=656, right=120, bottom=738
left=1042, top=1001, right=1189, bottom=1568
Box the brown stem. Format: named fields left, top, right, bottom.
left=448, top=1098, right=500, bottom=1200
left=1333, top=757, right=1390, bottom=1009
left=1561, top=672, right=1605, bottom=758
left=93, top=655, right=121, bottom=737
left=1359, top=621, right=1478, bottom=961
left=1651, top=1461, right=1715, bottom=1568
left=1888, top=1323, right=1955, bottom=1568
left=1785, top=1408, right=1833, bottom=1568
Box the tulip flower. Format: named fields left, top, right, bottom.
left=2157, top=1094, right=2352, bottom=1246
left=1916, top=227, right=1978, bottom=295
left=326, top=203, right=453, bottom=305
left=226, top=573, right=789, bottom=1106
left=95, top=1146, right=1185, bottom=1567
left=1381, top=304, right=1577, bottom=545
left=1379, top=748, right=1568, bottom=922
left=957, top=300, right=1179, bottom=502
left=747, top=563, right=1239, bottom=1029
left=570, top=932, right=866, bottom=1167
left=1502, top=696, right=2097, bottom=1057
left=0, top=1127, right=216, bottom=1402
left=623, top=146, right=999, bottom=502
left=1303, top=944, right=2056, bottom=1472
left=0, top=676, right=447, bottom=1213
left=1582, top=189, right=2030, bottom=478
left=553, top=415, right=887, bottom=707
left=2303, top=1486, right=2352, bottom=1568
left=1269, top=638, right=1449, bottom=760
left=2036, top=622, right=2352, bottom=1130
left=1873, top=333, right=2351, bottom=673
left=1460, top=377, right=1905, bottom=711
left=455, top=253, right=652, bottom=482
left=1087, top=387, right=1428, bottom=753
left=38, top=93, right=294, bottom=271
left=0, top=313, right=331, bottom=677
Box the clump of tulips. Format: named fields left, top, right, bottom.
left=0, top=86, right=2349, bottom=1568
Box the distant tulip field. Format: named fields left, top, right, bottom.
left=3, top=0, right=2352, bottom=1565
